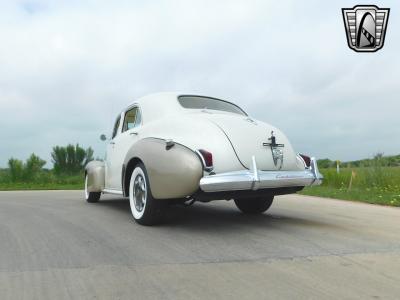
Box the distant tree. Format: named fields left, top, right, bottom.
left=8, top=158, right=24, bottom=181
left=51, top=146, right=67, bottom=174
left=317, top=158, right=334, bottom=169
left=52, top=144, right=94, bottom=174
left=25, top=153, right=46, bottom=175
left=8, top=153, right=46, bottom=182
left=317, top=153, right=400, bottom=169
left=25, top=154, right=46, bottom=180
left=372, top=152, right=387, bottom=167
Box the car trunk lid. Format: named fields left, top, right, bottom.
left=200, top=113, right=299, bottom=171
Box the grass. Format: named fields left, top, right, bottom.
left=0, top=170, right=83, bottom=191
left=0, top=182, right=83, bottom=191
left=300, top=166, right=400, bottom=207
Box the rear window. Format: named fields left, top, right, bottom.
left=178, top=96, right=246, bottom=115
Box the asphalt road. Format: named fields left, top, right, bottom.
left=0, top=191, right=399, bottom=300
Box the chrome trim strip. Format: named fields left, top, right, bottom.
left=199, top=159, right=323, bottom=193
left=102, top=189, right=124, bottom=195
left=250, top=155, right=260, bottom=190
left=310, top=157, right=323, bottom=185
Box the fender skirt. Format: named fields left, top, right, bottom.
left=123, top=138, right=203, bottom=199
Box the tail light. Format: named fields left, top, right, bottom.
left=299, top=154, right=311, bottom=168
left=197, top=149, right=213, bottom=171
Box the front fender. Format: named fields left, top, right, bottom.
left=123, top=138, right=203, bottom=199
left=85, top=160, right=105, bottom=192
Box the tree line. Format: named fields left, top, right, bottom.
left=317, top=153, right=400, bottom=169
left=5, top=144, right=94, bottom=182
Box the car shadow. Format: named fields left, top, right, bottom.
left=165, top=202, right=340, bottom=230
left=95, top=198, right=130, bottom=213
left=95, top=197, right=340, bottom=231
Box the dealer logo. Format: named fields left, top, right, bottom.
left=342, top=5, right=390, bottom=52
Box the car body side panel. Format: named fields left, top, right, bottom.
left=85, top=160, right=105, bottom=192
left=123, top=138, right=203, bottom=199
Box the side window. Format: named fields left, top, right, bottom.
left=112, top=115, right=121, bottom=139
left=122, top=107, right=141, bottom=132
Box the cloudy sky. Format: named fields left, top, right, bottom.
left=0, top=0, right=399, bottom=167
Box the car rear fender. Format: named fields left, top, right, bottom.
left=85, top=160, right=105, bottom=192
left=123, top=138, right=203, bottom=199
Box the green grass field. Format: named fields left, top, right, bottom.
left=300, top=167, right=400, bottom=207
left=0, top=170, right=83, bottom=191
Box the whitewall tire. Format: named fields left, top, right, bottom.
left=129, top=163, right=165, bottom=225
left=84, top=174, right=101, bottom=203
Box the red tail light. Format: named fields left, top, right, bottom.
left=198, top=149, right=213, bottom=170
left=299, top=154, right=311, bottom=167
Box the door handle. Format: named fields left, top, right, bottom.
left=110, top=141, right=115, bottom=145
left=130, top=132, right=138, bottom=135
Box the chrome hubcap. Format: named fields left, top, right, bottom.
left=133, top=174, right=146, bottom=212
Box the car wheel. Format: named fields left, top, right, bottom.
left=129, top=163, right=165, bottom=225
left=234, top=196, right=274, bottom=214
left=85, top=174, right=101, bottom=203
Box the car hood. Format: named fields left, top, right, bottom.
left=199, top=113, right=302, bottom=171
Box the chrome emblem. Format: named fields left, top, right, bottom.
left=342, top=5, right=390, bottom=52
left=263, top=131, right=284, bottom=169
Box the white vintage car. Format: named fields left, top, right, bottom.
left=85, top=93, right=322, bottom=225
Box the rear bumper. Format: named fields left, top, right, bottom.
left=199, top=156, right=323, bottom=193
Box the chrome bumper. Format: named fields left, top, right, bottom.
left=199, top=156, right=323, bottom=193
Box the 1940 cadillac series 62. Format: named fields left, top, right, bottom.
left=85, top=93, right=322, bottom=225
